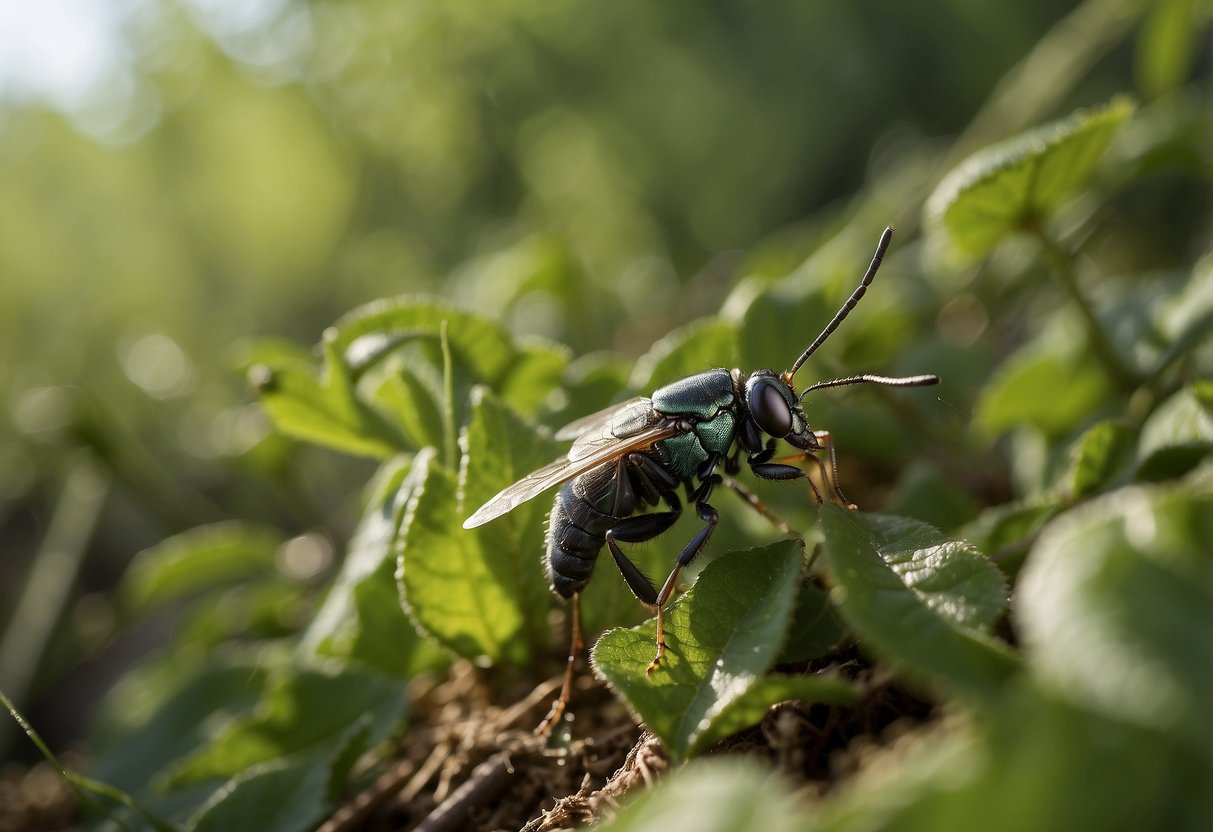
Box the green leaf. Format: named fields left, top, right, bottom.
left=1017, top=479, right=1213, bottom=748
left=776, top=581, right=845, bottom=664
left=818, top=506, right=1018, bottom=704
left=397, top=445, right=540, bottom=665
left=1065, top=419, right=1136, bottom=499
left=187, top=754, right=333, bottom=832
left=372, top=369, right=445, bottom=451
left=630, top=318, right=739, bottom=392
left=591, top=540, right=804, bottom=761
left=595, top=758, right=808, bottom=832
left=555, top=353, right=632, bottom=426
left=693, top=673, right=858, bottom=753
left=884, top=460, right=982, bottom=532
left=301, top=457, right=446, bottom=677
left=927, top=97, right=1136, bottom=261
left=802, top=689, right=1210, bottom=832
left=1135, top=385, right=1213, bottom=482
left=457, top=386, right=561, bottom=656
left=90, top=661, right=271, bottom=795
left=166, top=668, right=406, bottom=787
left=960, top=497, right=1061, bottom=561
left=250, top=337, right=406, bottom=459
left=497, top=337, right=571, bottom=418
left=189, top=713, right=373, bottom=832
left=329, top=295, right=516, bottom=383
left=974, top=321, right=1110, bottom=439
left=120, top=522, right=284, bottom=614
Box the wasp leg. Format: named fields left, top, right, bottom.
left=626, top=452, right=682, bottom=508
left=605, top=511, right=681, bottom=605
left=813, top=430, right=856, bottom=508
left=647, top=477, right=721, bottom=675
left=747, top=438, right=778, bottom=466
left=536, top=590, right=584, bottom=736
left=774, top=437, right=856, bottom=509
left=748, top=459, right=828, bottom=504
left=721, top=475, right=792, bottom=535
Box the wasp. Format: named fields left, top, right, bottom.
left=464, top=227, right=938, bottom=732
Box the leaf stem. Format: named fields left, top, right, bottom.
left=0, top=457, right=108, bottom=755
left=0, top=688, right=178, bottom=832
left=1033, top=227, right=1139, bottom=391
left=439, top=320, right=457, bottom=470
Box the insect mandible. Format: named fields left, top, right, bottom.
left=463, top=227, right=939, bottom=733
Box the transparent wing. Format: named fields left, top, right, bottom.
left=554, top=397, right=647, bottom=441
left=462, top=421, right=681, bottom=529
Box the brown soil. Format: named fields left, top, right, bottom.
left=4, top=647, right=936, bottom=832
left=319, top=645, right=936, bottom=832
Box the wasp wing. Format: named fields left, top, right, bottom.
left=554, top=397, right=647, bottom=441
left=462, top=420, right=681, bottom=529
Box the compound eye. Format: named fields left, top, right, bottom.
left=748, top=379, right=792, bottom=437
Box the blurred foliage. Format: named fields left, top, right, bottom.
left=1, top=0, right=1212, bottom=830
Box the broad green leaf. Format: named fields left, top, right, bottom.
left=1135, top=385, right=1213, bottom=481
left=1017, top=479, right=1213, bottom=747
left=165, top=668, right=406, bottom=787
left=592, top=540, right=804, bottom=761
left=927, top=97, right=1135, bottom=261
left=301, top=457, right=446, bottom=677
left=90, top=663, right=270, bottom=795
left=329, top=295, right=516, bottom=383
left=960, top=497, right=1061, bottom=561
left=884, top=459, right=982, bottom=532
left=250, top=337, right=405, bottom=459
left=776, top=581, right=845, bottom=664
left=190, top=712, right=372, bottom=832
left=555, top=352, right=632, bottom=427
left=818, top=506, right=1018, bottom=704
left=188, top=754, right=332, bottom=832
left=120, top=521, right=284, bottom=614
left=169, top=582, right=302, bottom=651
left=497, top=337, right=571, bottom=418
left=372, top=368, right=444, bottom=451
left=1065, top=419, right=1135, bottom=499
left=974, top=321, right=1110, bottom=439
left=692, top=673, right=858, bottom=753
left=630, top=318, right=739, bottom=392
left=596, top=759, right=809, bottom=832
left=397, top=450, right=534, bottom=665
left=457, top=387, right=561, bottom=656
left=803, top=689, right=1209, bottom=832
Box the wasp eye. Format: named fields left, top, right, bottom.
left=748, top=379, right=792, bottom=437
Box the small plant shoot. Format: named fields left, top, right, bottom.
left=464, top=227, right=939, bottom=732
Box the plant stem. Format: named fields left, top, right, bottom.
left=1033, top=228, right=1139, bottom=391
left=439, top=320, right=457, bottom=470
left=0, top=456, right=108, bottom=756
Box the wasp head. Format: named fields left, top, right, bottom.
left=744, top=370, right=820, bottom=451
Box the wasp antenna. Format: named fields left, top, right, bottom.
left=786, top=226, right=894, bottom=384
left=800, top=373, right=939, bottom=398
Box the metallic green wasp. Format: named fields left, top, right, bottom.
left=465, top=227, right=938, bottom=732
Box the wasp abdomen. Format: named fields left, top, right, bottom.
left=545, top=463, right=641, bottom=597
